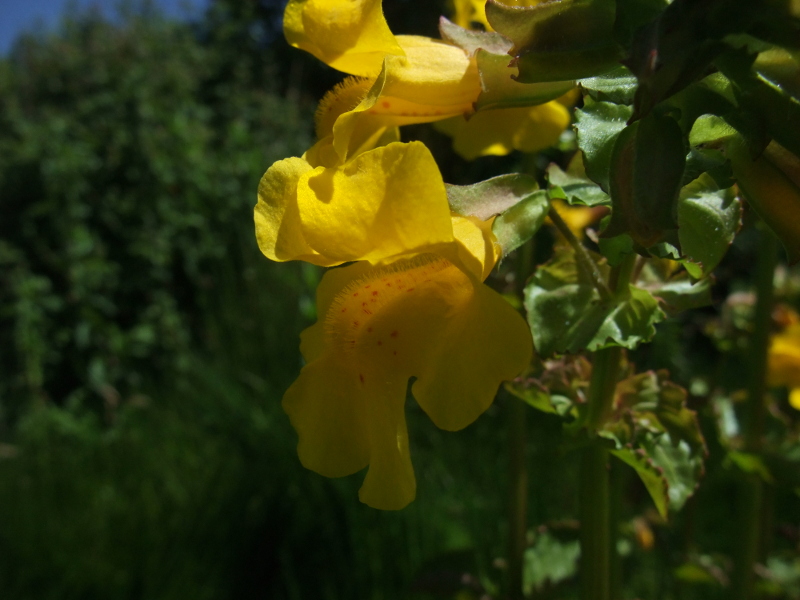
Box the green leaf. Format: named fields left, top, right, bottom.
left=524, top=249, right=665, bottom=357
left=475, top=50, right=575, bottom=112
left=641, top=271, right=713, bottom=316
left=609, top=446, right=670, bottom=517
left=546, top=163, right=610, bottom=207
left=613, top=0, right=669, bottom=47
left=726, top=451, right=775, bottom=483
left=603, top=370, right=707, bottom=514
left=716, top=48, right=800, bottom=157
left=438, top=16, right=512, bottom=56
left=505, top=355, right=591, bottom=417
left=446, top=173, right=539, bottom=220
left=597, top=233, right=635, bottom=267
left=682, top=147, right=732, bottom=188
left=574, top=98, right=634, bottom=192
left=624, top=0, right=737, bottom=120
left=677, top=173, right=741, bottom=278
left=485, top=0, right=623, bottom=83
left=492, top=189, right=550, bottom=256
left=578, top=65, right=639, bottom=104
left=643, top=435, right=704, bottom=512
left=505, top=380, right=558, bottom=415
left=602, top=112, right=686, bottom=248
left=523, top=532, right=580, bottom=595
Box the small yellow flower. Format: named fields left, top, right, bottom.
left=283, top=215, right=533, bottom=509
left=768, top=322, right=800, bottom=410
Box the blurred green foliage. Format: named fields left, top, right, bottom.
left=0, top=2, right=798, bottom=600
left=0, top=3, right=311, bottom=420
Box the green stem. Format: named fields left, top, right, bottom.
left=508, top=393, right=528, bottom=600
left=579, top=346, right=623, bottom=600
left=507, top=239, right=533, bottom=600
left=580, top=441, right=611, bottom=600
left=733, top=224, right=778, bottom=600
left=548, top=205, right=612, bottom=301
left=579, top=256, right=631, bottom=600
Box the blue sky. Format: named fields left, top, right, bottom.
left=0, top=0, right=210, bottom=54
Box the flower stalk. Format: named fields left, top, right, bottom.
left=507, top=239, right=534, bottom=600
left=579, top=254, right=632, bottom=600
left=733, top=223, right=779, bottom=600
left=548, top=205, right=612, bottom=301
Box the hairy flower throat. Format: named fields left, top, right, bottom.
left=325, top=255, right=470, bottom=365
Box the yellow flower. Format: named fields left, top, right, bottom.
left=283, top=215, right=533, bottom=509
left=546, top=198, right=602, bottom=241
left=254, top=139, right=462, bottom=267
left=284, top=0, right=481, bottom=160
left=768, top=323, right=800, bottom=410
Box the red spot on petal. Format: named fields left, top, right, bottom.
left=367, top=327, right=372, bottom=333
left=382, top=100, right=391, bottom=108
left=365, top=285, right=371, bottom=289
left=407, top=287, right=415, bottom=292
left=353, top=321, right=360, bottom=327
left=372, top=291, right=379, bottom=296
left=391, top=330, right=398, bottom=338
left=377, top=340, right=382, bottom=346
left=359, top=374, right=365, bottom=383
left=353, top=292, right=359, bottom=297
left=341, top=308, right=347, bottom=313
left=393, top=351, right=397, bottom=356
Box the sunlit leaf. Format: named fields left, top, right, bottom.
left=438, top=16, right=512, bottom=56
left=524, top=249, right=665, bottom=357
left=678, top=173, right=741, bottom=278
left=492, top=189, right=550, bottom=255
left=546, top=163, right=610, bottom=207
left=574, top=98, right=633, bottom=192
left=579, top=66, right=638, bottom=104
left=485, top=0, right=623, bottom=83
left=475, top=50, right=575, bottom=112
left=446, top=173, right=539, bottom=220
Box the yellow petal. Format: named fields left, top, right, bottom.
left=300, top=262, right=375, bottom=363
left=790, top=388, right=800, bottom=411
left=332, top=36, right=481, bottom=161
left=358, top=376, right=416, bottom=510
left=286, top=253, right=532, bottom=509
left=451, top=0, right=546, bottom=32
left=768, top=324, right=800, bottom=388
left=411, top=273, right=532, bottom=431
left=283, top=354, right=371, bottom=478
left=441, top=102, right=570, bottom=160
left=283, top=0, right=403, bottom=77
left=451, top=214, right=500, bottom=281
left=547, top=199, right=598, bottom=240
left=254, top=157, right=336, bottom=266
left=298, top=141, right=454, bottom=264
